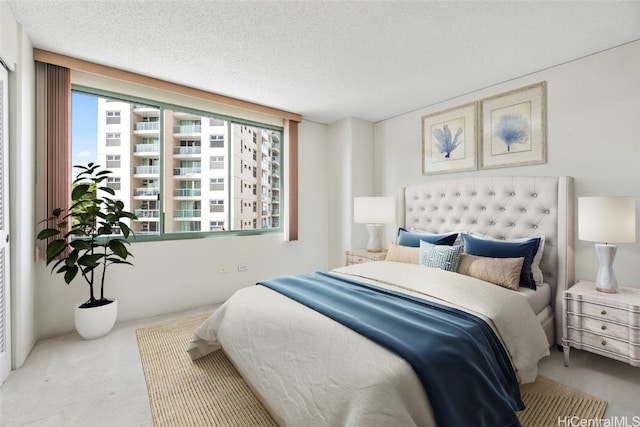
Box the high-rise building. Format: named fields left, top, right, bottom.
left=95, top=97, right=281, bottom=235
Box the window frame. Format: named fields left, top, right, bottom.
left=71, top=84, right=285, bottom=242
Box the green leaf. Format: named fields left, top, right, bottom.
left=37, top=228, right=60, bottom=240
left=97, top=226, right=113, bottom=236
left=118, top=223, right=132, bottom=238
left=45, top=239, right=67, bottom=264
left=108, top=240, right=129, bottom=259
left=107, top=259, right=134, bottom=266
left=64, top=266, right=79, bottom=284
left=70, top=240, right=92, bottom=250
left=78, top=254, right=103, bottom=268
left=100, top=186, right=116, bottom=196
left=65, top=249, right=79, bottom=266
left=71, top=183, right=91, bottom=200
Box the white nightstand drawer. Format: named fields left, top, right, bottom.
left=567, top=329, right=629, bottom=356
left=567, top=299, right=629, bottom=324
left=568, top=316, right=630, bottom=341
left=347, top=255, right=369, bottom=265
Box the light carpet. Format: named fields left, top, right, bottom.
left=136, top=314, right=607, bottom=427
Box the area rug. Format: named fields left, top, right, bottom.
left=136, top=313, right=278, bottom=427
left=137, top=314, right=607, bottom=427
left=518, top=375, right=608, bottom=426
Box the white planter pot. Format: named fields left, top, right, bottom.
left=74, top=299, right=118, bottom=340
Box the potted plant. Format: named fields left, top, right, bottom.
left=37, top=162, right=137, bottom=339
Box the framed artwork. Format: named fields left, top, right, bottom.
left=422, top=102, right=477, bottom=175
left=480, top=82, right=546, bottom=169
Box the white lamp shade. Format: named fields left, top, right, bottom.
left=354, top=197, right=395, bottom=224
left=578, top=196, right=636, bottom=243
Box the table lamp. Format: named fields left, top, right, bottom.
left=578, top=196, right=636, bottom=293
left=354, top=197, right=395, bottom=252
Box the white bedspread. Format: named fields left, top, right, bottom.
left=188, top=261, right=550, bottom=427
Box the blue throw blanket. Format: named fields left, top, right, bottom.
left=258, top=272, right=523, bottom=427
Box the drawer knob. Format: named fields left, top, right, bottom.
left=601, top=325, right=607, bottom=331
left=601, top=310, right=607, bottom=315
left=601, top=340, right=606, bottom=346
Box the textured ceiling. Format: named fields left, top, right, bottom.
left=7, top=0, right=640, bottom=124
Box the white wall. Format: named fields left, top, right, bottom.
left=327, top=118, right=375, bottom=268
left=374, top=40, right=640, bottom=289
left=35, top=120, right=330, bottom=338
left=1, top=2, right=36, bottom=368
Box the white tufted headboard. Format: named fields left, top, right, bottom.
left=397, top=176, right=574, bottom=346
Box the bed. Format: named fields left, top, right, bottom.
left=188, top=176, right=575, bottom=427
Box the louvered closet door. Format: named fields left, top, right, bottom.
left=0, top=64, right=11, bottom=385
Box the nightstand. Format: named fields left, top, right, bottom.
left=346, top=248, right=388, bottom=266
left=562, top=280, right=640, bottom=367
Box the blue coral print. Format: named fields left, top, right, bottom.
left=433, top=124, right=463, bottom=158
left=494, top=114, right=529, bottom=152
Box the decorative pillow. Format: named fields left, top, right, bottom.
left=460, top=233, right=540, bottom=290
left=398, top=228, right=458, bottom=247
left=470, top=233, right=546, bottom=286
left=457, top=254, right=525, bottom=290
left=385, top=242, right=420, bottom=264
left=419, top=241, right=463, bottom=272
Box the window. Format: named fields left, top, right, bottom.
left=210, top=178, right=224, bottom=191
left=70, top=89, right=283, bottom=239
left=106, top=154, right=121, bottom=168
left=106, top=133, right=121, bottom=146
left=106, top=111, right=121, bottom=124
left=210, top=156, right=224, bottom=169
left=106, top=177, right=121, bottom=190
left=210, top=221, right=224, bottom=231
left=210, top=199, right=224, bottom=213
left=210, top=134, right=224, bottom=148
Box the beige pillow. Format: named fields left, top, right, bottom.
left=457, top=254, right=525, bottom=290
left=385, top=243, right=420, bottom=264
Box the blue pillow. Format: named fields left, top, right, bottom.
left=419, top=241, right=463, bottom=272
left=397, top=228, right=458, bottom=247
left=460, top=234, right=541, bottom=290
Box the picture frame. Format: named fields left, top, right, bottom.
left=422, top=102, right=477, bottom=175
left=480, top=82, right=546, bottom=169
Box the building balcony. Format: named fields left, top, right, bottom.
left=133, top=187, right=160, bottom=198
left=173, top=167, right=201, bottom=177
left=133, top=144, right=160, bottom=157
left=173, top=125, right=201, bottom=134
left=173, top=209, right=202, bottom=218
left=133, top=165, right=160, bottom=176
left=173, top=146, right=202, bottom=156
left=133, top=122, right=160, bottom=132
left=173, top=188, right=201, bottom=197
left=134, top=208, right=160, bottom=218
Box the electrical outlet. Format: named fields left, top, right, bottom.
left=237, top=263, right=248, bottom=272
left=217, top=266, right=230, bottom=273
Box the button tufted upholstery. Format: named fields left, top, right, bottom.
left=397, top=176, right=574, bottom=345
